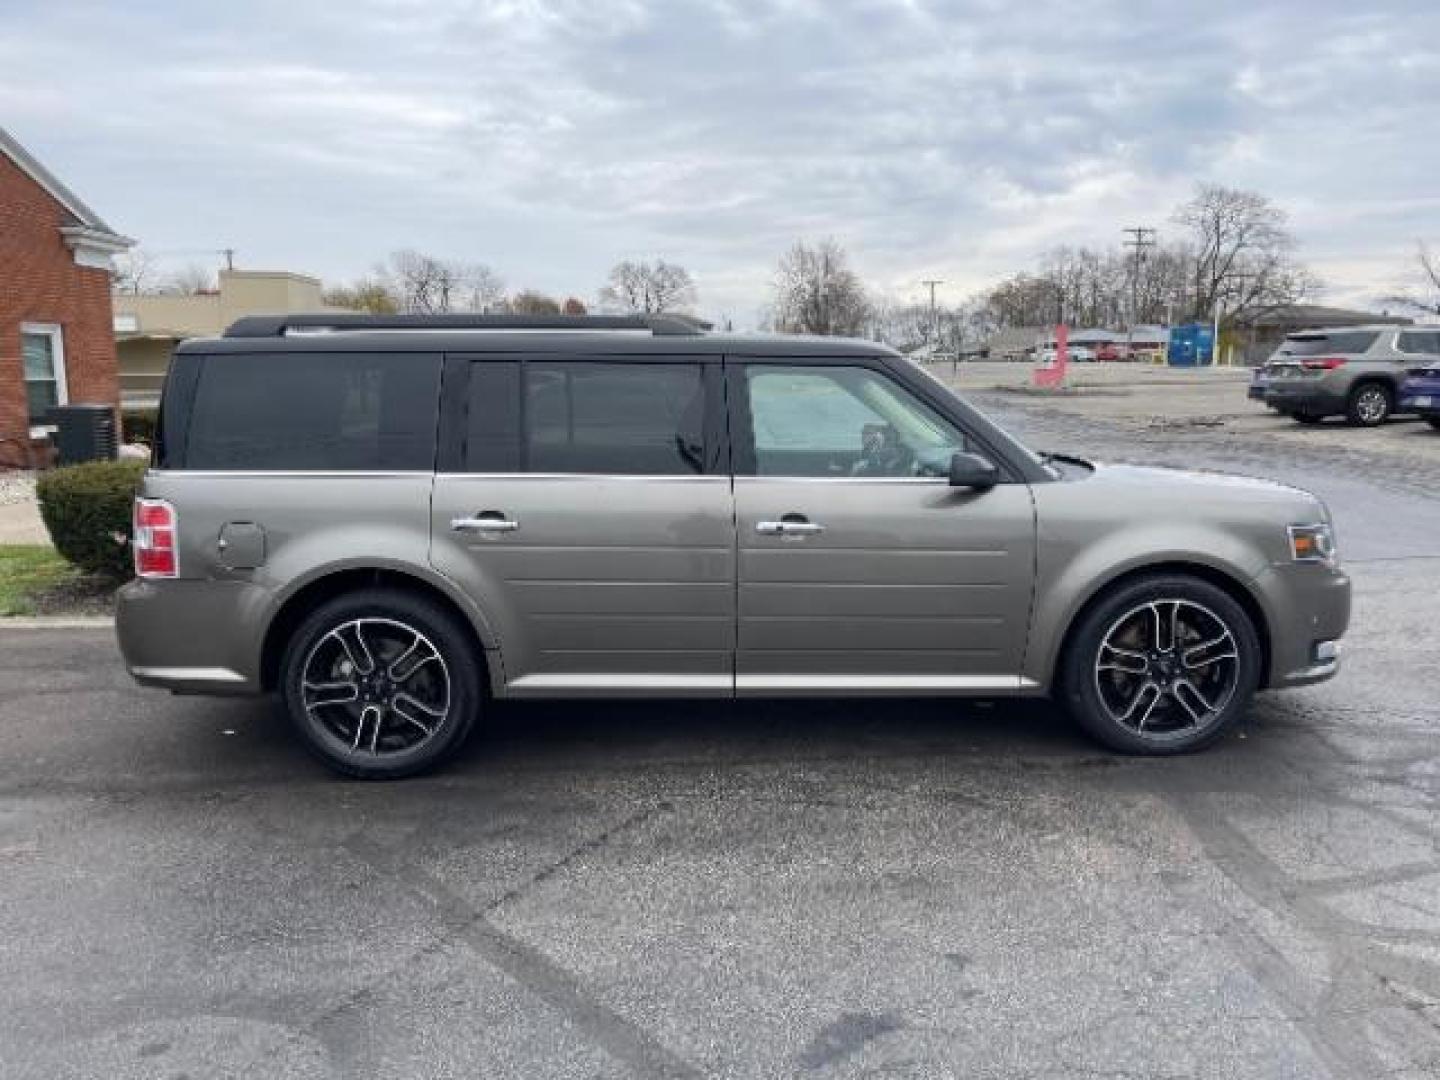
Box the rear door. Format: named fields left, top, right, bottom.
left=728, top=358, right=1037, bottom=694
left=429, top=355, right=735, bottom=696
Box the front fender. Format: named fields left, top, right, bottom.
left=1022, top=523, right=1270, bottom=688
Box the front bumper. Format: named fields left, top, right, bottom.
left=1251, top=562, right=1351, bottom=689
left=1399, top=376, right=1440, bottom=416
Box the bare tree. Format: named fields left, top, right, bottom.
left=509, top=290, right=562, bottom=315
left=562, top=297, right=588, bottom=315
left=163, top=263, right=217, bottom=295
left=323, top=278, right=401, bottom=313
left=1174, top=183, right=1311, bottom=321
left=457, top=264, right=506, bottom=313
left=112, top=248, right=161, bottom=295
left=772, top=239, right=870, bottom=336
left=598, top=260, right=697, bottom=314
left=1383, top=243, right=1440, bottom=318
left=383, top=250, right=504, bottom=313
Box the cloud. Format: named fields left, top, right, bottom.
left=2, top=0, right=1436, bottom=320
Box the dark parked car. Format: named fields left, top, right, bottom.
left=1252, top=325, right=1440, bottom=426
left=1399, top=358, right=1440, bottom=430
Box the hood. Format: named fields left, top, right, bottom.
left=1085, top=462, right=1315, bottom=502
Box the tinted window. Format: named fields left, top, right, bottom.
left=743, top=364, right=967, bottom=478
left=464, top=361, right=522, bottom=472
left=524, top=362, right=705, bottom=475
left=186, top=352, right=440, bottom=470
left=1397, top=331, right=1440, bottom=355
left=1280, top=331, right=1379, bottom=356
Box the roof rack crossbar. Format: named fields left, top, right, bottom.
left=223, top=313, right=712, bottom=338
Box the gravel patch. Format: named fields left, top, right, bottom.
left=0, top=471, right=37, bottom=507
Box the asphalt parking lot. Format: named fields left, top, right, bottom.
left=3, top=390, right=1439, bottom=1078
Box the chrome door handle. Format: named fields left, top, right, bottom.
left=451, top=516, right=520, bottom=533
left=756, top=520, right=825, bottom=536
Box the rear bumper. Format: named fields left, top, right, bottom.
left=1263, top=380, right=1345, bottom=415
left=116, top=577, right=267, bottom=694
left=1251, top=562, right=1351, bottom=689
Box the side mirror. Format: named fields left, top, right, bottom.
left=948, top=451, right=1000, bottom=491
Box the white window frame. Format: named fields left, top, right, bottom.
left=20, top=322, right=68, bottom=435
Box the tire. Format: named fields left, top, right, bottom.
left=1292, top=412, right=1324, bottom=425
left=1428, top=418, right=1440, bottom=431
left=1057, top=574, right=1262, bottom=755
left=279, top=588, right=481, bottom=779
left=1346, top=382, right=1392, bottom=427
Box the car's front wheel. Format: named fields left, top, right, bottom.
left=279, top=588, right=481, bottom=779
left=1347, top=382, right=1392, bottom=426
left=1058, top=575, right=1262, bottom=754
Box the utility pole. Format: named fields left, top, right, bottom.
left=221, top=248, right=236, bottom=272
left=921, top=279, right=943, bottom=348
left=1122, top=227, right=1156, bottom=359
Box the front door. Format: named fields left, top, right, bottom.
left=730, top=360, right=1037, bottom=693
left=430, top=355, right=735, bottom=696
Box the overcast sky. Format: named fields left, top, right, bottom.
left=4, top=0, right=1437, bottom=324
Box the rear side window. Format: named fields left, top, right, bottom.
left=461, top=360, right=706, bottom=475
left=1398, top=331, right=1440, bottom=355
left=185, top=352, right=440, bottom=470
left=1280, top=331, right=1379, bottom=356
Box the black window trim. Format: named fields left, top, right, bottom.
left=439, top=353, right=727, bottom=478
left=723, top=354, right=1032, bottom=483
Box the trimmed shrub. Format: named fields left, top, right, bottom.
left=121, top=409, right=159, bottom=445
left=35, top=460, right=148, bottom=581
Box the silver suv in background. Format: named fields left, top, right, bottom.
left=1251, top=325, right=1440, bottom=426
left=117, top=314, right=1350, bottom=778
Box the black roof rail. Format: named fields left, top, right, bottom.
left=223, top=312, right=712, bottom=338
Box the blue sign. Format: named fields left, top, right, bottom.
left=1167, top=324, right=1214, bottom=366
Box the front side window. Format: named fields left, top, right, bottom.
left=462, top=360, right=706, bottom=475
left=185, top=352, right=440, bottom=470
left=21, top=325, right=66, bottom=425
left=743, top=364, right=967, bottom=478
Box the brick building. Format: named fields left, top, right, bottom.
left=0, top=126, right=131, bottom=467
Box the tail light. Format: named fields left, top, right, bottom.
left=134, top=498, right=178, bottom=578
left=1301, top=357, right=1347, bottom=371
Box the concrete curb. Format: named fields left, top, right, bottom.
left=0, top=616, right=114, bottom=629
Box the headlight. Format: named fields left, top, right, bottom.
left=1288, top=523, right=1337, bottom=565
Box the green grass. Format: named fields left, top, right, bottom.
left=0, top=545, right=82, bottom=616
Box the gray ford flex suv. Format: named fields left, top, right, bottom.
left=117, top=314, right=1350, bottom=778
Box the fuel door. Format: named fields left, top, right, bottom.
left=217, top=521, right=266, bottom=570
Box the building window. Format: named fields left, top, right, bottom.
left=20, top=324, right=67, bottom=427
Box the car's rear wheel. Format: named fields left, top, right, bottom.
left=1346, top=382, right=1392, bottom=427
left=1058, top=574, right=1261, bottom=754
left=279, top=588, right=480, bottom=779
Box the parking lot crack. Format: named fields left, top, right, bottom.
left=342, top=819, right=701, bottom=1080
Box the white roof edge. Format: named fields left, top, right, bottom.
left=0, top=123, right=128, bottom=242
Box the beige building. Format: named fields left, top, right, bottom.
left=114, top=270, right=342, bottom=407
